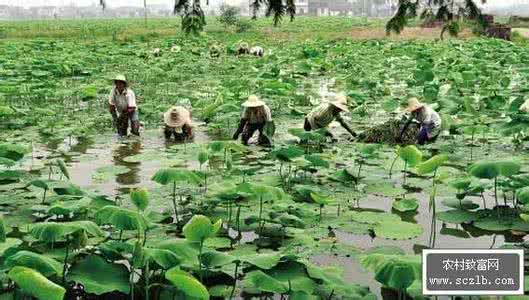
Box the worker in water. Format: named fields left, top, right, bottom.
left=304, top=93, right=357, bottom=141
left=108, top=75, right=140, bottom=136
left=163, top=106, right=194, bottom=141
left=398, top=97, right=442, bottom=145
left=233, top=95, right=272, bottom=146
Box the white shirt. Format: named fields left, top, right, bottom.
left=109, top=87, right=137, bottom=115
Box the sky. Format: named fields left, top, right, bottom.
left=0, top=0, right=524, bottom=8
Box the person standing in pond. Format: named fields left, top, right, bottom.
left=233, top=95, right=272, bottom=146
left=304, top=94, right=357, bottom=141
left=108, top=75, right=140, bottom=136
left=163, top=106, right=194, bottom=141
left=398, top=97, right=442, bottom=145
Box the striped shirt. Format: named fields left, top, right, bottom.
left=307, top=103, right=343, bottom=129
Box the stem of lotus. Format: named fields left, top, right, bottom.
left=319, top=204, right=323, bottom=221
left=236, top=205, right=241, bottom=238
left=229, top=261, right=239, bottom=299
left=337, top=204, right=340, bottom=217
left=480, top=192, right=487, bottom=209
left=357, top=162, right=363, bottom=181
left=258, top=196, right=263, bottom=234
left=42, top=188, right=47, bottom=204
left=119, top=230, right=123, bottom=241
left=328, top=289, right=335, bottom=300
left=62, top=237, right=70, bottom=284
left=403, top=162, right=408, bottom=185
left=228, top=200, right=232, bottom=226
left=204, top=173, right=208, bottom=192
left=48, top=166, right=53, bottom=180
left=494, top=177, right=499, bottom=209
left=131, top=266, right=135, bottom=300
left=145, top=261, right=150, bottom=300
left=470, top=130, right=474, bottom=162
left=199, top=239, right=204, bottom=282
left=389, top=155, right=398, bottom=178
left=172, top=182, right=178, bottom=224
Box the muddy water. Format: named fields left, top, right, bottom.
left=31, top=126, right=526, bottom=300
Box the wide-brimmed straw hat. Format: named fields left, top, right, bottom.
left=113, top=74, right=127, bottom=84
left=164, top=106, right=192, bottom=128
left=329, top=94, right=350, bottom=113
left=405, top=97, right=425, bottom=112
left=242, top=95, right=265, bottom=108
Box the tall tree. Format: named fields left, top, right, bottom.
left=386, top=0, right=487, bottom=38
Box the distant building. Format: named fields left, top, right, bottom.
left=296, top=0, right=309, bottom=15
left=308, top=0, right=353, bottom=16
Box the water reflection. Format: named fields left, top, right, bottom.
left=113, top=140, right=142, bottom=186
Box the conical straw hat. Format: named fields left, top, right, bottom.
left=164, top=106, right=191, bottom=128
left=329, top=93, right=350, bottom=113
left=405, top=97, right=424, bottom=112
left=242, top=95, right=265, bottom=108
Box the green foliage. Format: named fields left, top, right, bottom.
left=95, top=205, right=148, bottom=234
left=182, top=215, right=222, bottom=242
left=8, top=266, right=65, bottom=300
left=130, top=188, right=149, bottom=212
left=165, top=267, right=209, bottom=299
left=152, top=168, right=201, bottom=185
left=6, top=251, right=63, bottom=277
left=31, top=221, right=104, bottom=243
left=68, top=255, right=130, bottom=295
left=398, top=145, right=423, bottom=167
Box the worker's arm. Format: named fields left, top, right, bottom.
left=233, top=118, right=248, bottom=140
left=398, top=116, right=414, bottom=143
left=337, top=115, right=357, bottom=137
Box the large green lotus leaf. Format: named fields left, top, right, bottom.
left=496, top=160, right=521, bottom=177
left=242, top=253, right=281, bottom=269
left=68, top=255, right=130, bottom=295
left=165, top=267, right=209, bottom=300
left=198, top=149, right=209, bottom=166
left=337, top=221, right=372, bottom=235
left=350, top=211, right=400, bottom=225
left=6, top=251, right=62, bottom=277
left=268, top=262, right=317, bottom=293
left=48, top=197, right=91, bottom=216
left=517, top=187, right=529, bottom=205
left=243, top=270, right=288, bottom=294
left=95, top=205, right=147, bottom=233
left=8, top=266, right=65, bottom=300
left=0, top=238, right=22, bottom=256
left=469, top=161, right=499, bottom=179
left=375, top=260, right=416, bottom=290
left=364, top=246, right=406, bottom=256
left=0, top=143, right=28, bottom=162
left=398, top=145, right=422, bottom=167
left=31, top=221, right=104, bottom=243
left=143, top=248, right=181, bottom=269
left=374, top=221, right=423, bottom=240
left=392, top=198, right=419, bottom=212
left=304, top=154, right=330, bottom=168
left=472, top=211, right=529, bottom=232
left=436, top=210, right=479, bottom=224
left=183, top=215, right=221, bottom=242
left=365, top=182, right=406, bottom=197
left=449, top=177, right=472, bottom=190
left=440, top=227, right=470, bottom=239
left=154, top=239, right=199, bottom=267
left=151, top=168, right=201, bottom=185
left=290, top=292, right=319, bottom=300
left=441, top=198, right=479, bottom=210
left=270, top=146, right=304, bottom=162
left=310, top=192, right=332, bottom=205
left=209, top=285, right=232, bottom=298
left=130, top=188, right=149, bottom=211
left=92, top=165, right=130, bottom=183
left=416, top=154, right=448, bottom=175
left=200, top=251, right=235, bottom=268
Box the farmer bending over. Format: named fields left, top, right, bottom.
left=163, top=106, right=193, bottom=141
left=233, top=95, right=272, bottom=146
left=304, top=94, right=357, bottom=141
left=398, top=97, right=441, bottom=145
left=109, top=75, right=140, bottom=136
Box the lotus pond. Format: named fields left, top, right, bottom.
left=2, top=17, right=529, bottom=300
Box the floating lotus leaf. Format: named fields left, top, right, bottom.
left=92, top=165, right=130, bottom=183
left=373, top=221, right=423, bottom=240
left=243, top=270, right=288, bottom=294
left=436, top=209, right=479, bottom=224
left=392, top=198, right=419, bottom=212
left=350, top=211, right=400, bottom=225
left=441, top=198, right=479, bottom=210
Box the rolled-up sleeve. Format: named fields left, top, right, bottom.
left=108, top=89, right=115, bottom=106
left=264, top=105, right=272, bottom=122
